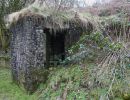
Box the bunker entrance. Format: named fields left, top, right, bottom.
left=45, top=29, right=66, bottom=66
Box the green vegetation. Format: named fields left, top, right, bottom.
left=1, top=62, right=130, bottom=100
left=39, top=65, right=87, bottom=100
left=0, top=68, right=37, bottom=100
left=0, top=64, right=95, bottom=100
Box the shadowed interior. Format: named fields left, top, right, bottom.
left=45, top=28, right=66, bottom=66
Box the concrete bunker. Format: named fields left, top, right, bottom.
left=6, top=12, right=93, bottom=93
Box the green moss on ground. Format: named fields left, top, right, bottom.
left=0, top=68, right=37, bottom=100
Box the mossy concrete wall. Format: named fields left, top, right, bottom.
left=10, top=15, right=46, bottom=93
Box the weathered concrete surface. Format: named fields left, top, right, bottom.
left=10, top=16, right=46, bottom=93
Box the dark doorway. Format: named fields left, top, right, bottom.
left=45, top=29, right=65, bottom=66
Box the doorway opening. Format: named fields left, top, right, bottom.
left=45, top=28, right=66, bottom=66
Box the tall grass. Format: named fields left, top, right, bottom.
left=87, top=15, right=130, bottom=99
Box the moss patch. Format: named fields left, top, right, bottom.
left=0, top=68, right=37, bottom=100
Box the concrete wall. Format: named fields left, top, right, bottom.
left=10, top=15, right=46, bottom=93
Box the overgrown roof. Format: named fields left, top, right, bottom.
left=4, top=1, right=97, bottom=31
